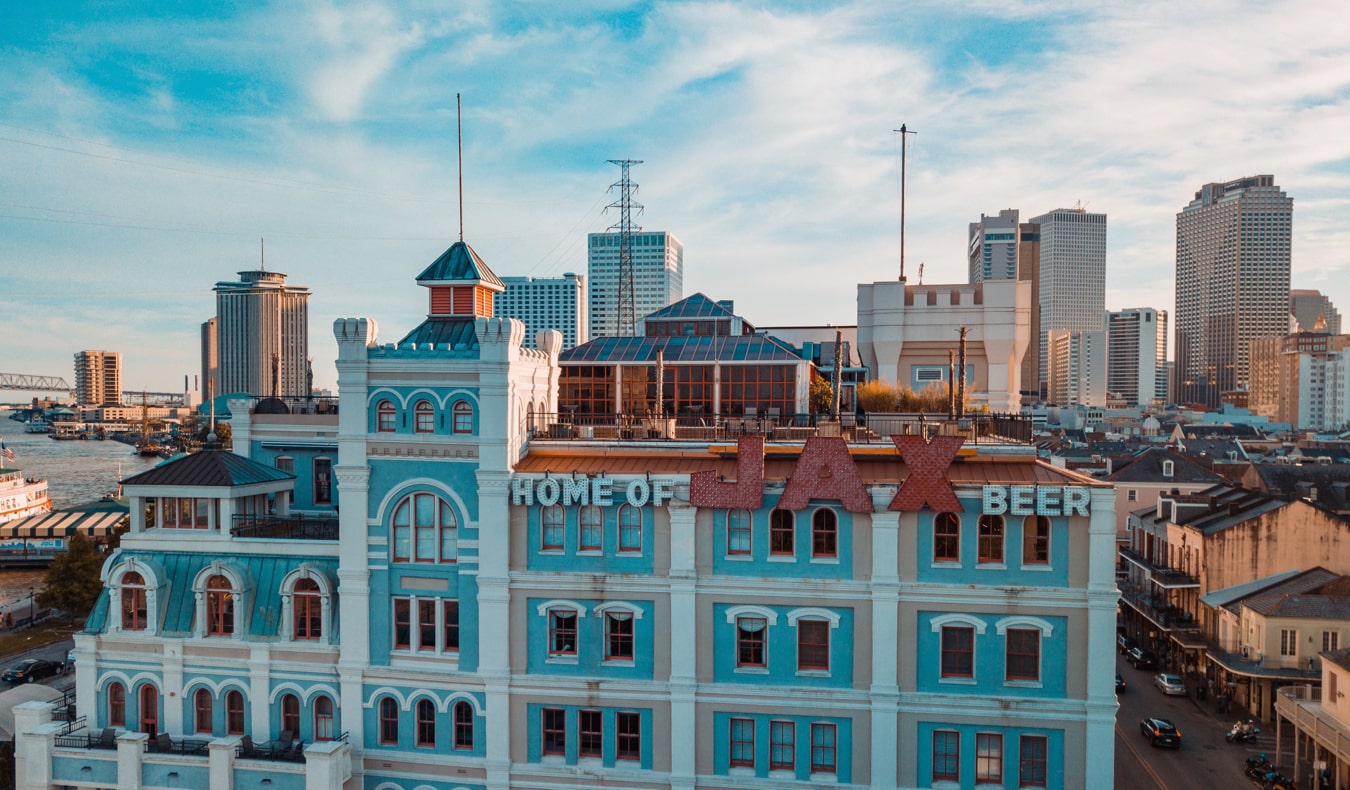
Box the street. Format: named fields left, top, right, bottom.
left=1114, top=652, right=1286, bottom=789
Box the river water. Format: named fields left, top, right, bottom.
left=0, top=421, right=163, bottom=607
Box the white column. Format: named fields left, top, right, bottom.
left=1082, top=487, right=1120, bottom=789
left=117, top=731, right=149, bottom=790
left=476, top=471, right=513, bottom=790
left=13, top=702, right=55, bottom=790
left=248, top=644, right=271, bottom=738
left=303, top=739, right=353, bottom=790
left=208, top=737, right=236, bottom=790
left=667, top=500, right=697, bottom=790
left=869, top=486, right=901, bottom=790
left=161, top=641, right=184, bottom=734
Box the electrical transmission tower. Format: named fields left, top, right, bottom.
left=605, top=159, right=644, bottom=336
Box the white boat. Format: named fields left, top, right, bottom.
left=23, top=420, right=50, bottom=434
left=0, top=468, right=53, bottom=524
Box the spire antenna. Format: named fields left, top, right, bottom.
left=260, top=237, right=265, bottom=270
left=457, top=93, right=464, bottom=242
left=893, top=124, right=918, bottom=281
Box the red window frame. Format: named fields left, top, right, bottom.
left=393, top=598, right=411, bottom=650
left=579, top=505, right=603, bottom=551
left=205, top=574, right=234, bottom=636
left=606, top=612, right=635, bottom=661
left=378, top=697, right=399, bottom=745
left=1019, top=734, right=1048, bottom=787
left=618, top=505, right=642, bottom=552
left=418, top=599, right=437, bottom=650
left=542, top=708, right=567, bottom=755
left=811, top=508, right=837, bottom=558
left=616, top=711, right=641, bottom=761
left=194, top=688, right=213, bottom=734
left=108, top=682, right=126, bottom=727
left=452, top=401, right=473, bottom=433
left=225, top=690, right=245, bottom=735
left=1006, top=628, right=1041, bottom=681
left=736, top=617, right=767, bottom=667
left=769, top=509, right=794, bottom=555
left=443, top=601, right=460, bottom=652
left=933, top=730, right=960, bottom=781
left=314, top=696, right=334, bottom=742
left=139, top=684, right=158, bottom=735
left=727, top=509, right=752, bottom=555
left=414, top=401, right=434, bottom=433
left=122, top=572, right=148, bottom=631
left=293, top=578, right=322, bottom=640
left=579, top=709, right=602, bottom=758
left=810, top=722, right=837, bottom=775
left=934, top=512, right=960, bottom=562
left=976, top=732, right=1004, bottom=783
left=797, top=619, right=830, bottom=671
left=940, top=625, right=975, bottom=678
left=1022, top=515, right=1050, bottom=564
left=415, top=699, right=436, bottom=747
left=453, top=701, right=473, bottom=750
left=977, top=514, right=1005, bottom=564
left=729, top=717, right=755, bottom=768
left=281, top=693, right=300, bottom=738
left=376, top=400, right=396, bottom=432
left=541, top=505, right=564, bottom=550
left=549, top=610, right=578, bottom=656
left=769, top=720, right=795, bottom=771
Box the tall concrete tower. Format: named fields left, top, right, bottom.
left=73, top=350, right=122, bottom=406
left=1174, top=175, right=1292, bottom=407
left=214, top=269, right=310, bottom=398
left=1029, top=208, right=1106, bottom=398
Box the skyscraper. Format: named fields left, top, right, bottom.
left=968, top=210, right=1042, bottom=399
left=1174, top=175, right=1292, bottom=407
left=1046, top=328, right=1106, bottom=407
left=73, top=350, right=122, bottom=406
left=1030, top=208, right=1106, bottom=396
left=1107, top=308, right=1168, bottom=407
left=588, top=231, right=683, bottom=338
left=214, top=269, right=310, bottom=398
left=495, top=273, right=588, bottom=349
left=1291, top=289, right=1340, bottom=335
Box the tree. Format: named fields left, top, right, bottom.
left=809, top=376, right=834, bottom=414
left=856, top=380, right=900, bottom=413
left=38, top=532, right=105, bottom=618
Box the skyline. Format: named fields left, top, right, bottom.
left=3, top=1, right=1349, bottom=394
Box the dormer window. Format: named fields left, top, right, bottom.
left=1161, top=460, right=1174, bottom=478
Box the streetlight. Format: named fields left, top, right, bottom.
left=28, top=586, right=34, bottom=626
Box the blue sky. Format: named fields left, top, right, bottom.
left=3, top=0, right=1349, bottom=394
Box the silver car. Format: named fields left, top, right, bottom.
left=1154, top=672, right=1186, bottom=696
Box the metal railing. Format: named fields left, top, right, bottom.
left=231, top=514, right=339, bottom=541
left=54, top=725, right=117, bottom=750
left=237, top=736, right=307, bottom=762
left=147, top=733, right=210, bottom=755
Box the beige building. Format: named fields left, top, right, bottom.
left=73, top=350, right=121, bottom=406
left=1249, top=332, right=1350, bottom=431
left=1277, top=647, right=1350, bottom=788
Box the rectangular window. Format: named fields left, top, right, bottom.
left=1281, top=629, right=1298, bottom=657
left=616, top=712, right=641, bottom=761
left=542, top=708, right=567, bottom=756
left=934, top=513, right=960, bottom=562
left=727, top=510, right=751, bottom=555
left=769, top=720, right=795, bottom=771
left=941, top=626, right=975, bottom=678
left=579, top=506, right=602, bottom=551
left=443, top=601, right=460, bottom=652
left=811, top=510, right=837, bottom=558
left=313, top=458, right=333, bottom=505
left=541, top=506, right=564, bottom=551
left=730, top=718, right=755, bottom=768
left=1022, top=516, right=1050, bottom=564
left=976, top=733, right=1003, bottom=783
left=549, top=610, right=578, bottom=656
left=736, top=617, right=767, bottom=667
left=797, top=620, right=830, bottom=671
left=578, top=709, right=602, bottom=758
left=418, top=599, right=437, bottom=651
left=606, top=612, right=635, bottom=661
left=810, top=722, right=837, bottom=775
left=1127, top=489, right=1138, bottom=502
left=1019, top=734, right=1048, bottom=787
left=978, top=516, right=1004, bottom=563
left=619, top=506, right=642, bottom=552
left=770, top=510, right=794, bottom=556
left=1324, top=631, right=1340, bottom=652
left=1007, top=628, right=1041, bottom=681
left=393, top=598, right=411, bottom=650
left=933, top=730, right=959, bottom=781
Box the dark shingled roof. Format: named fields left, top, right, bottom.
left=1243, top=464, right=1350, bottom=510
left=1243, top=591, right=1350, bottom=619
left=1107, top=447, right=1226, bottom=484
left=415, top=240, right=504, bottom=288
left=643, top=293, right=738, bottom=322
left=121, top=450, right=295, bottom=488
left=1323, top=647, right=1350, bottom=671
left=397, top=317, right=480, bottom=348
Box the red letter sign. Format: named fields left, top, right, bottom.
left=888, top=435, right=963, bottom=512
left=689, top=436, right=764, bottom=510
left=778, top=436, right=874, bottom=513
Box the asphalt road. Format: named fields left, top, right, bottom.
left=0, top=637, right=75, bottom=694
left=1114, top=652, right=1284, bottom=789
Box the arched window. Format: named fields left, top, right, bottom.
left=1022, top=515, right=1050, bottom=565
left=727, top=509, right=752, bottom=555
left=139, top=685, right=159, bottom=735
left=414, top=400, right=435, bottom=433
left=108, top=682, right=126, bottom=727
left=541, top=504, right=564, bottom=551
left=314, top=696, right=334, bottom=742
left=194, top=688, right=213, bottom=734
left=225, top=689, right=245, bottom=735
left=579, top=505, right=603, bottom=551
left=392, top=492, right=458, bottom=563
left=978, top=515, right=1005, bottom=564
left=293, top=578, right=322, bottom=640
left=934, top=512, right=961, bottom=562
left=378, top=697, right=399, bottom=745
left=453, top=701, right=474, bottom=750
left=618, top=504, right=642, bottom=552
left=770, top=509, right=794, bottom=556
left=376, top=400, right=396, bottom=432
left=811, top=509, right=837, bottom=558
left=416, top=699, right=436, bottom=747
left=280, top=693, right=300, bottom=738
left=206, top=574, right=235, bottom=635
left=452, top=401, right=474, bottom=434
left=121, top=571, right=148, bottom=631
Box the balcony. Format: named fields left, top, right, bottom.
left=1277, top=686, right=1350, bottom=767
left=1118, top=586, right=1202, bottom=633
left=1208, top=644, right=1322, bottom=681
left=1119, top=548, right=1199, bottom=588
left=231, top=513, right=339, bottom=541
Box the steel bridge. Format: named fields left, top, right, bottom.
left=0, top=373, right=72, bottom=392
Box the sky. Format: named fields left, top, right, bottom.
left=3, top=0, right=1349, bottom=396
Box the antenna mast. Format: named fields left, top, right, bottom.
left=605, top=159, right=644, bottom=336
left=457, top=93, right=464, bottom=241
left=894, top=124, right=917, bottom=281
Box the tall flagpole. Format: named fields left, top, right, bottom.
left=894, top=124, right=917, bottom=281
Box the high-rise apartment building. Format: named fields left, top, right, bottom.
left=1046, top=328, right=1107, bottom=407
left=496, top=273, right=588, bottom=349
left=200, top=317, right=219, bottom=399
left=588, top=231, right=683, bottom=338
left=214, top=269, right=310, bottom=398
left=1030, top=209, right=1106, bottom=398
left=1249, top=332, right=1350, bottom=430
left=1107, top=308, right=1168, bottom=407
left=1174, top=175, right=1292, bottom=407
left=73, top=350, right=122, bottom=406
left=968, top=210, right=1043, bottom=399
left=1291, top=289, right=1340, bottom=335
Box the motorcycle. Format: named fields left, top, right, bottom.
left=1244, top=753, right=1271, bottom=780
left=1226, top=719, right=1260, bottom=743
left=1260, top=771, right=1295, bottom=790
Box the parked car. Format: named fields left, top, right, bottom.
left=1117, top=633, right=1137, bottom=654
left=1128, top=647, right=1159, bottom=670
left=2, top=658, right=61, bottom=684
left=1154, top=673, right=1186, bottom=696
left=1116, top=673, right=1126, bottom=693
left=1140, top=717, right=1182, bottom=748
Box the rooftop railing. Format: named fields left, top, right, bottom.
left=231, top=513, right=339, bottom=541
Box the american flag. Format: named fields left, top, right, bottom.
left=1, top=441, right=14, bottom=462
